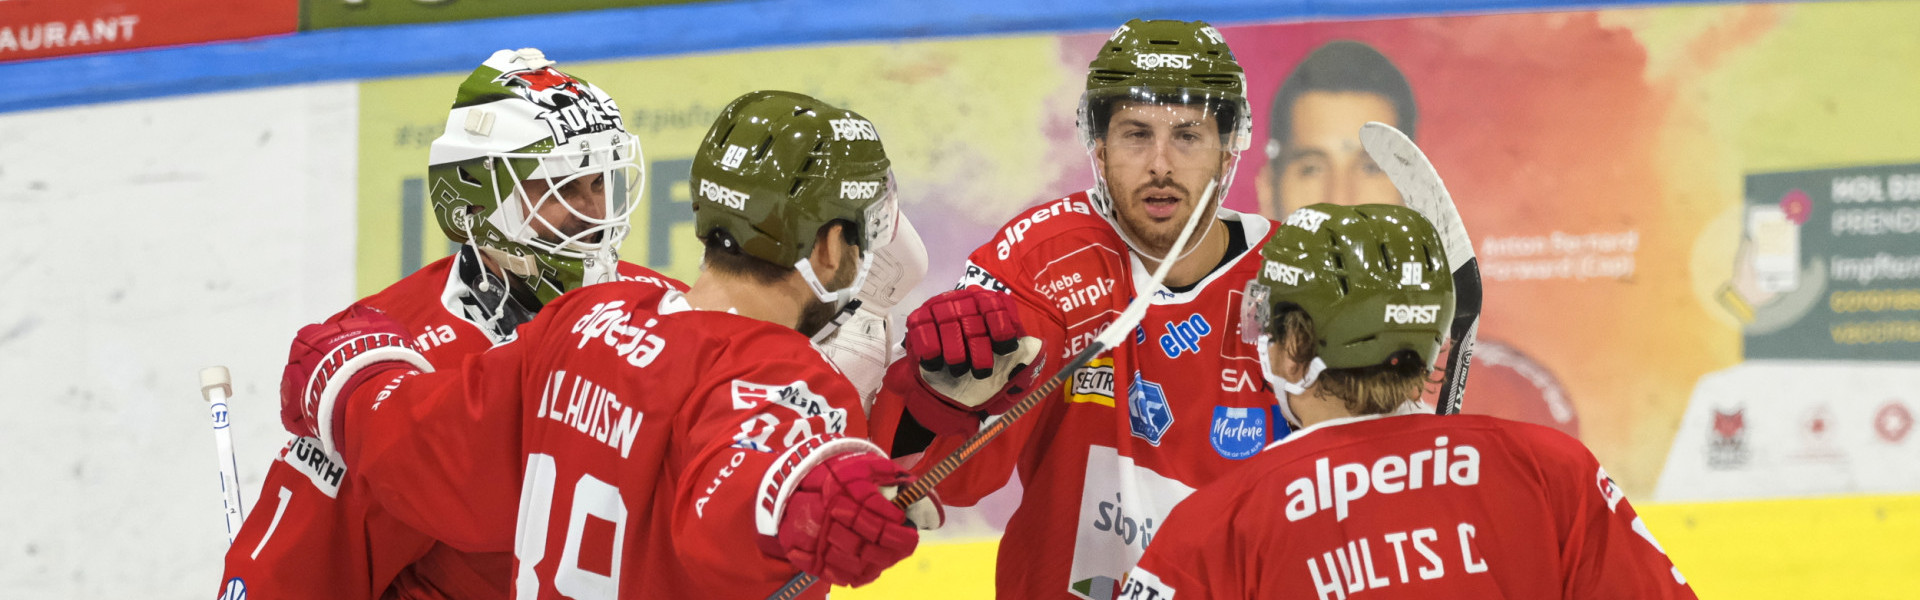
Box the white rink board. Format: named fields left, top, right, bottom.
left=0, top=83, right=359, bottom=598
left=1656, top=361, right=1920, bottom=502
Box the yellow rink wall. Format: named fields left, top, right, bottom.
left=834, top=494, right=1920, bottom=598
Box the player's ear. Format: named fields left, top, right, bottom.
left=808, top=222, right=851, bottom=278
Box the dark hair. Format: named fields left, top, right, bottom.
left=1268, top=40, right=1417, bottom=159
left=700, top=221, right=857, bottom=285
left=1088, top=94, right=1243, bottom=142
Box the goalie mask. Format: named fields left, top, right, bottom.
left=427, top=48, right=643, bottom=304
left=1239, top=203, right=1454, bottom=425
left=690, top=90, right=901, bottom=307
left=1078, top=19, right=1252, bottom=261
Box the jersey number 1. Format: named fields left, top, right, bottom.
left=516, top=453, right=629, bottom=600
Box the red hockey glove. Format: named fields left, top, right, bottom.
left=278, top=308, right=431, bottom=455
left=775, top=451, right=941, bottom=587
left=888, top=289, right=1044, bottom=436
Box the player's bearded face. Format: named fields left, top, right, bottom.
left=523, top=173, right=609, bottom=244
left=796, top=241, right=862, bottom=337
left=1098, top=102, right=1228, bottom=256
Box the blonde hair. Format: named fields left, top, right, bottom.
left=1275, top=309, right=1433, bottom=415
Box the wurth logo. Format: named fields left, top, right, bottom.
left=1384, top=304, right=1442, bottom=324
left=841, top=180, right=882, bottom=200
left=829, top=118, right=879, bottom=141
left=1133, top=53, right=1192, bottom=70
left=698, top=179, right=748, bottom=210
left=1264, top=261, right=1308, bottom=285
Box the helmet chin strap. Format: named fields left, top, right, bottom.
left=1256, top=335, right=1328, bottom=429
left=797, top=250, right=876, bottom=343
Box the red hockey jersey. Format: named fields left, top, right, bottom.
left=871, top=191, right=1281, bottom=600
left=338, top=280, right=866, bottom=599
left=1123, top=414, right=1697, bottom=600
left=219, top=256, right=682, bottom=600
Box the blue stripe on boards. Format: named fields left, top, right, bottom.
left=0, top=0, right=1736, bottom=113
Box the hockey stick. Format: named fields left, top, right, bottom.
left=1358, top=122, right=1482, bottom=416
left=201, top=366, right=247, bottom=543
left=766, top=181, right=1221, bottom=600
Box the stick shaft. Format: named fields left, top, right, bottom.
left=1358, top=122, right=1481, bottom=416
left=207, top=386, right=246, bottom=544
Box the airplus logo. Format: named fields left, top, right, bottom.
left=1157, top=314, right=1213, bottom=358
left=1132, top=53, right=1192, bottom=70
left=829, top=118, right=879, bottom=141
left=698, top=179, right=748, bottom=210
left=1384, top=304, right=1441, bottom=325
left=1264, top=260, right=1307, bottom=285
left=841, top=180, right=882, bottom=200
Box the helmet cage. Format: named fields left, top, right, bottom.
left=483, top=132, right=644, bottom=260
left=1077, top=86, right=1249, bottom=262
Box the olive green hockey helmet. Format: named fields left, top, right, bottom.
left=1079, top=19, right=1251, bottom=148
left=690, top=90, right=901, bottom=303
left=425, top=48, right=643, bottom=303
left=1240, top=203, right=1455, bottom=373
left=1076, top=20, right=1254, bottom=238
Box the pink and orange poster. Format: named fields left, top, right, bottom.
left=355, top=1, right=1920, bottom=504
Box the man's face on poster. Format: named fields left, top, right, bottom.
left=1259, top=90, right=1406, bottom=219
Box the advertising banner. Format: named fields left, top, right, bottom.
left=302, top=0, right=709, bottom=30
left=0, top=0, right=295, bottom=62
left=355, top=1, right=1920, bottom=506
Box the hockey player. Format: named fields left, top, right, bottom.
left=273, top=90, right=938, bottom=598
left=217, top=48, right=684, bottom=600
left=1120, top=204, right=1696, bottom=600
left=868, top=19, right=1284, bottom=600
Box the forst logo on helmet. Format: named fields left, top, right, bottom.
left=1132, top=53, right=1192, bottom=70
left=494, top=67, right=625, bottom=145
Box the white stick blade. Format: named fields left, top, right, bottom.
left=1359, top=122, right=1475, bottom=269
